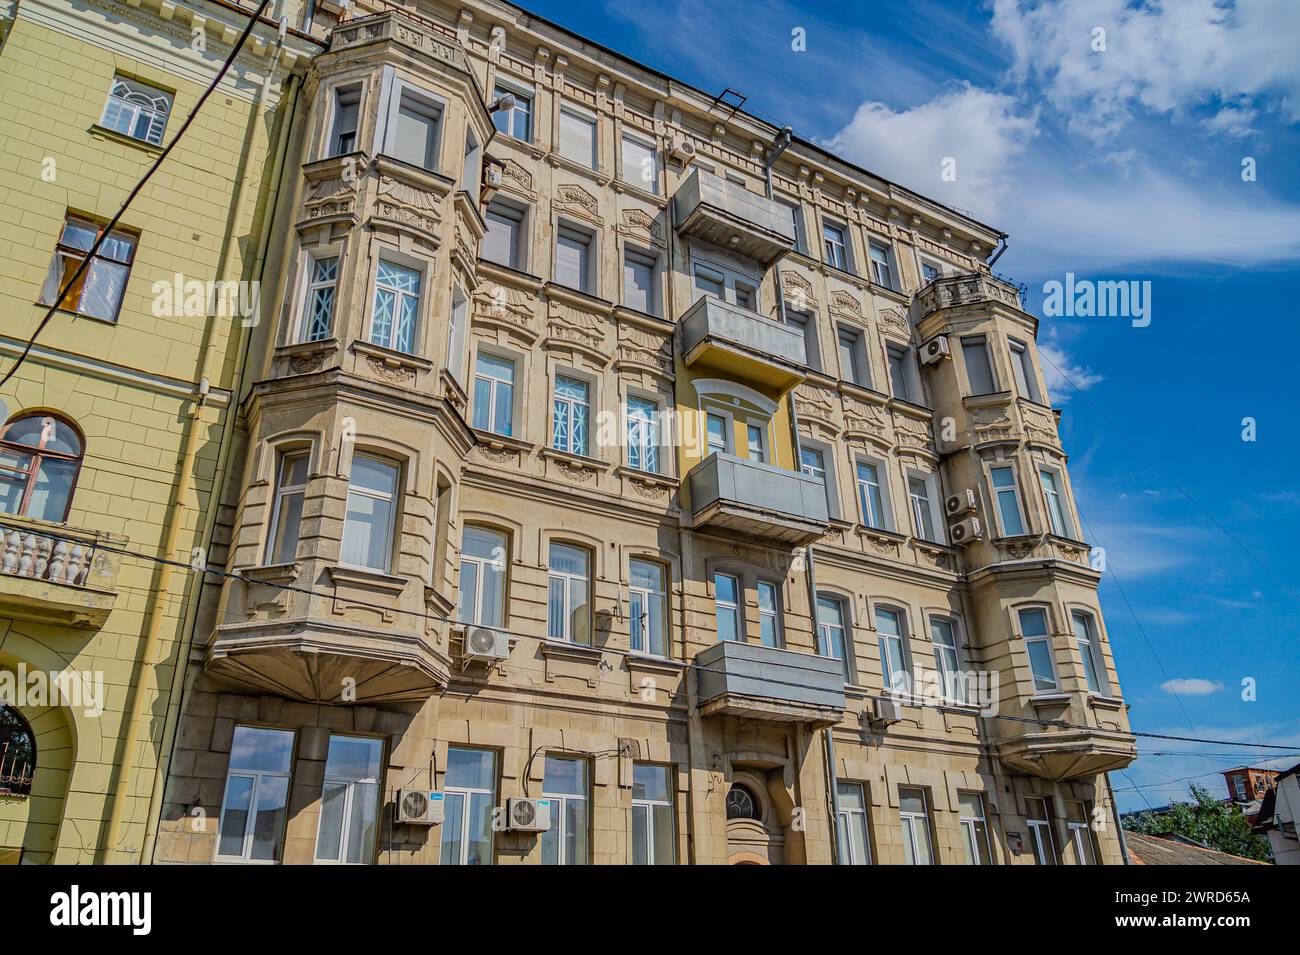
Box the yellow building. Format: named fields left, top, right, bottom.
left=0, top=0, right=316, bottom=862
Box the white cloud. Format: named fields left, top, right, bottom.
left=1038, top=334, right=1102, bottom=403
left=1161, top=678, right=1225, bottom=696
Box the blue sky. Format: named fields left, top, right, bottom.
left=521, top=0, right=1300, bottom=809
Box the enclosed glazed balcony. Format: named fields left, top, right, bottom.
left=672, top=168, right=796, bottom=267
left=695, top=641, right=846, bottom=727
left=687, top=453, right=829, bottom=546
left=0, top=516, right=122, bottom=629
left=679, top=295, right=808, bottom=391
left=997, top=727, right=1138, bottom=782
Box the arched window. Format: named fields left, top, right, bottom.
left=0, top=414, right=83, bottom=522
left=725, top=783, right=760, bottom=821
left=0, top=705, right=36, bottom=797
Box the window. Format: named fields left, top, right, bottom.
left=559, top=107, right=596, bottom=168
left=875, top=607, right=910, bottom=694
left=267, top=452, right=309, bottom=564
left=101, top=75, right=172, bottom=145
left=907, top=474, right=937, bottom=541
left=631, top=764, right=675, bottom=865
left=990, top=466, right=1026, bottom=536
left=387, top=86, right=442, bottom=170
left=1072, top=610, right=1108, bottom=695
left=441, top=748, right=496, bottom=866
left=327, top=84, right=361, bottom=156
left=447, top=284, right=468, bottom=383
left=314, top=735, right=382, bottom=865
left=1008, top=339, right=1040, bottom=402
left=745, top=422, right=767, bottom=463
left=621, top=135, right=658, bottom=194
left=547, top=543, right=591, bottom=643
left=785, top=310, right=819, bottom=371
left=472, top=353, right=515, bottom=436
left=898, top=787, right=933, bottom=864
left=930, top=617, right=965, bottom=703
left=458, top=526, right=507, bottom=628
left=822, top=221, right=850, bottom=271
left=1039, top=469, right=1072, bottom=538
left=340, top=456, right=399, bottom=573
left=714, top=572, right=741, bottom=642
left=541, top=756, right=589, bottom=865
left=1025, top=797, right=1058, bottom=865
left=961, top=336, right=996, bottom=395
left=757, top=580, right=782, bottom=648
left=855, top=460, right=888, bottom=530
left=837, top=327, right=870, bottom=386
left=800, top=447, right=826, bottom=483
left=492, top=84, right=531, bottom=141
left=1066, top=802, right=1097, bottom=865
left=705, top=412, right=729, bottom=455
left=886, top=344, right=916, bottom=402
left=300, top=255, right=339, bottom=342
left=836, top=781, right=871, bottom=865
left=555, top=224, right=595, bottom=293
left=552, top=375, right=591, bottom=455
left=483, top=199, right=526, bottom=270
left=216, top=726, right=294, bottom=862
left=692, top=259, right=759, bottom=310
left=625, top=396, right=659, bottom=473
left=1019, top=608, right=1058, bottom=692
left=0, top=706, right=35, bottom=797
left=0, top=414, right=83, bottom=523
left=958, top=792, right=992, bottom=864
left=623, top=247, right=658, bottom=315
left=629, top=559, right=667, bottom=656
left=726, top=783, right=760, bottom=820
left=817, top=596, right=852, bottom=682
left=40, top=215, right=136, bottom=322
left=920, top=259, right=943, bottom=282
left=370, top=259, right=421, bottom=353
left=778, top=198, right=805, bottom=253
left=869, top=241, right=895, bottom=289
left=462, top=127, right=481, bottom=199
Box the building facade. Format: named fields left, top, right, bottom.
left=0, top=0, right=315, bottom=862
left=133, top=0, right=1136, bottom=866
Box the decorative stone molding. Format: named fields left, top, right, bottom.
left=555, top=182, right=603, bottom=225
left=781, top=271, right=818, bottom=311
left=617, top=207, right=664, bottom=247
left=794, top=383, right=836, bottom=422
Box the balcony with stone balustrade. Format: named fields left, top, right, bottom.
left=0, top=516, right=124, bottom=629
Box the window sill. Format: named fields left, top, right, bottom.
left=615, top=464, right=677, bottom=488
left=351, top=339, right=434, bottom=375
left=856, top=526, right=907, bottom=545
left=239, top=562, right=302, bottom=584
left=886, top=396, right=934, bottom=418
left=626, top=652, right=683, bottom=672
left=545, top=151, right=612, bottom=186
left=541, top=446, right=608, bottom=473
left=1028, top=692, right=1071, bottom=706
left=1088, top=693, right=1125, bottom=710
left=88, top=123, right=163, bottom=156
left=327, top=564, right=408, bottom=596
left=539, top=638, right=603, bottom=661
left=612, top=178, right=666, bottom=206
left=544, top=281, right=615, bottom=314
left=477, top=258, right=544, bottom=290
left=471, top=428, right=536, bottom=454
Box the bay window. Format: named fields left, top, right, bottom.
left=340, top=456, right=399, bottom=573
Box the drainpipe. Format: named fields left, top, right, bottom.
left=763, top=130, right=839, bottom=864
left=1106, top=772, right=1131, bottom=865
left=985, top=234, right=1008, bottom=270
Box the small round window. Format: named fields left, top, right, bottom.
left=725, top=783, right=760, bottom=820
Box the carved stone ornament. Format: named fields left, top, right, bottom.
left=555, top=183, right=602, bottom=224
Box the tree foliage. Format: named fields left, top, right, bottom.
left=1124, top=784, right=1272, bottom=861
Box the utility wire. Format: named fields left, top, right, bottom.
left=0, top=0, right=277, bottom=389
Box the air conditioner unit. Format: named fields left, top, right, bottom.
left=872, top=697, right=902, bottom=725
left=945, top=488, right=978, bottom=517
left=395, top=789, right=444, bottom=826
left=463, top=627, right=510, bottom=663
left=668, top=132, right=697, bottom=166
left=921, top=335, right=951, bottom=365
left=506, top=797, right=552, bottom=832
left=949, top=516, right=983, bottom=546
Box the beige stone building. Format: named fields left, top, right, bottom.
left=153, top=0, right=1136, bottom=865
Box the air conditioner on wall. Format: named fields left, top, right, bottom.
left=949, top=516, right=983, bottom=546
left=463, top=627, right=510, bottom=663
left=668, top=132, right=697, bottom=165
left=945, top=488, right=978, bottom=517
left=921, top=335, right=951, bottom=365
left=872, top=697, right=902, bottom=725
left=506, top=797, right=552, bottom=832
left=395, top=789, right=444, bottom=826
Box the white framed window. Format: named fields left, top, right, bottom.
left=327, top=83, right=361, bottom=156
left=836, top=781, right=872, bottom=865
left=621, top=134, right=658, bottom=194
left=898, top=787, right=934, bottom=864
left=920, top=259, right=943, bottom=283
left=958, top=792, right=992, bottom=864
left=778, top=197, right=806, bottom=253
left=705, top=411, right=729, bottom=456
left=1008, top=339, right=1040, bottom=402
left=691, top=259, right=760, bottom=311
left=930, top=617, right=966, bottom=703
left=457, top=526, right=507, bottom=628
left=559, top=106, right=597, bottom=168
left=629, top=558, right=667, bottom=656
left=215, top=726, right=294, bottom=863
left=1039, top=469, right=1072, bottom=537
left=369, top=259, right=421, bottom=353
left=817, top=595, right=852, bottom=683
left=856, top=459, right=889, bottom=530
left=101, top=75, right=172, bottom=145
left=745, top=422, right=767, bottom=463
left=1018, top=608, right=1058, bottom=693
left=314, top=735, right=382, bottom=865
left=837, top=327, right=870, bottom=386
left=757, top=580, right=782, bottom=648
left=492, top=83, right=532, bottom=141
left=267, top=452, right=309, bottom=565
left=471, top=352, right=515, bottom=436
left=447, top=283, right=469, bottom=384
left=541, top=755, right=589, bottom=865
left=299, top=254, right=339, bottom=343
left=623, top=247, right=659, bottom=315
left=631, top=764, right=675, bottom=865
left=1071, top=610, right=1108, bottom=695
left=990, top=465, right=1026, bottom=536
left=626, top=395, right=659, bottom=473
left=907, top=473, right=940, bottom=542
left=1066, top=801, right=1097, bottom=865
left=822, top=220, right=850, bottom=271
left=547, top=543, right=591, bottom=643
left=1025, top=796, right=1058, bottom=865
left=483, top=198, right=527, bottom=270
left=555, top=223, right=596, bottom=293
left=714, top=572, right=742, bottom=642
left=441, top=747, right=496, bottom=866
left=552, top=374, right=591, bottom=455
left=800, top=446, right=826, bottom=483
left=869, top=240, right=895, bottom=289
left=886, top=344, right=917, bottom=402
left=875, top=606, right=910, bottom=694
left=340, top=455, right=399, bottom=573
left=961, top=335, right=997, bottom=395
left=383, top=81, right=444, bottom=170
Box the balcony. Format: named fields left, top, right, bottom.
left=0, top=516, right=122, bottom=629
left=695, top=640, right=846, bottom=727
left=916, top=271, right=1025, bottom=318
left=672, top=168, right=796, bottom=267
left=687, top=453, right=829, bottom=546
left=997, top=727, right=1138, bottom=781
left=679, top=295, right=808, bottom=391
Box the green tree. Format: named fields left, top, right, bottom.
left=1124, top=784, right=1272, bottom=861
